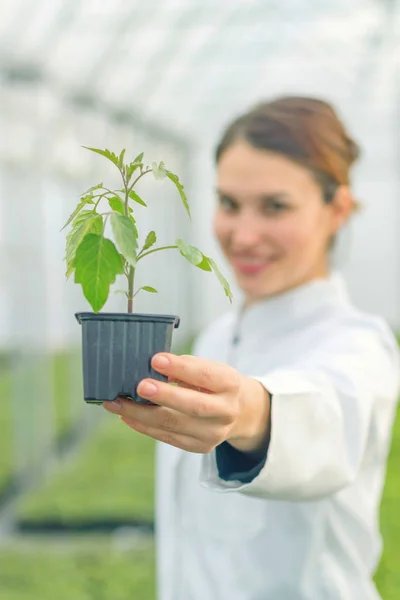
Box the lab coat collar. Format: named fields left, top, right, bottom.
left=233, top=271, right=350, bottom=340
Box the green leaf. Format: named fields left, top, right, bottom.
left=142, top=231, right=157, bottom=252
left=129, top=214, right=138, bottom=233
left=207, top=257, right=233, bottom=303
left=65, top=213, right=103, bottom=277
left=166, top=170, right=191, bottom=218
left=110, top=214, right=138, bottom=267
left=82, top=147, right=121, bottom=169
left=74, top=234, right=124, bottom=313
left=70, top=209, right=98, bottom=228
left=61, top=195, right=94, bottom=231
left=195, top=255, right=212, bottom=272
left=152, top=161, right=167, bottom=181
left=126, top=164, right=138, bottom=181
left=176, top=238, right=203, bottom=266
left=114, top=289, right=128, bottom=297
left=65, top=263, right=74, bottom=279
left=82, top=182, right=103, bottom=196
left=175, top=239, right=232, bottom=302
left=126, top=164, right=142, bottom=182
left=118, top=149, right=126, bottom=168
left=126, top=153, right=145, bottom=179
left=108, top=196, right=127, bottom=215
left=128, top=190, right=147, bottom=207
left=133, top=285, right=158, bottom=298
left=133, top=152, right=144, bottom=164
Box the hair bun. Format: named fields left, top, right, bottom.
left=347, top=137, right=361, bottom=165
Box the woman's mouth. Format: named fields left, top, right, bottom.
left=230, top=257, right=276, bottom=275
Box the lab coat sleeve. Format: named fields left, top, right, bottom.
left=200, top=320, right=400, bottom=501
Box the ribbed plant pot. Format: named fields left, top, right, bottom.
left=75, top=312, right=180, bottom=404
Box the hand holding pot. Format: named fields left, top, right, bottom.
left=103, top=353, right=271, bottom=455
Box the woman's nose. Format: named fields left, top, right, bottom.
left=231, top=216, right=264, bottom=249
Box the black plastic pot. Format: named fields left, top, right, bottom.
left=75, top=312, right=180, bottom=405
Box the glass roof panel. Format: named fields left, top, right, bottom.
left=0, top=0, right=397, bottom=145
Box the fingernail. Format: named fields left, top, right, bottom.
left=153, top=354, right=170, bottom=368
left=138, top=381, right=157, bottom=397
left=103, top=399, right=122, bottom=413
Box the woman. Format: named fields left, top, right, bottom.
left=104, top=97, right=400, bottom=600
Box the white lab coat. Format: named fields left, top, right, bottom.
left=155, top=273, right=400, bottom=600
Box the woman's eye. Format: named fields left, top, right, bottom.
left=219, top=196, right=238, bottom=211
left=263, top=201, right=287, bottom=214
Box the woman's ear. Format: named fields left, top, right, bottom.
left=330, top=185, right=355, bottom=234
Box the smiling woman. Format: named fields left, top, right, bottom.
left=214, top=97, right=360, bottom=304
left=104, top=96, right=400, bottom=600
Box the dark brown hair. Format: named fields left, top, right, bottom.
left=215, top=96, right=360, bottom=206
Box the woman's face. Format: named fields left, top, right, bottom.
left=214, top=141, right=351, bottom=304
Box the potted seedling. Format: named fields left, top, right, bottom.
left=63, top=147, right=232, bottom=404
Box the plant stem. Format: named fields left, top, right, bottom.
left=120, top=168, right=135, bottom=312
left=129, top=168, right=153, bottom=192
left=98, top=187, right=119, bottom=197
left=93, top=194, right=107, bottom=212
left=124, top=178, right=130, bottom=217
left=136, top=245, right=178, bottom=262
left=127, top=266, right=135, bottom=313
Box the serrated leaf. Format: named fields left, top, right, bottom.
left=70, top=209, right=97, bottom=228
left=142, top=231, right=157, bottom=252
left=108, top=196, right=126, bottom=215
left=82, top=146, right=120, bottom=169
left=74, top=234, right=124, bottom=313
left=65, top=263, right=74, bottom=279
left=65, top=213, right=103, bottom=277
left=61, top=195, right=94, bottom=231
left=110, top=214, right=138, bottom=267
left=128, top=190, right=147, bottom=207
left=82, top=182, right=103, bottom=196
left=129, top=214, right=138, bottom=231
left=166, top=170, right=190, bottom=218
left=152, top=161, right=167, bottom=181
left=207, top=257, right=233, bottom=303
left=176, top=238, right=203, bottom=266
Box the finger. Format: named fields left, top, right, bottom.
left=120, top=416, right=212, bottom=454
left=104, top=382, right=220, bottom=419
left=110, top=399, right=189, bottom=432
left=136, top=378, right=223, bottom=418
left=168, top=378, right=207, bottom=393
left=151, top=353, right=240, bottom=394
left=105, top=398, right=217, bottom=442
